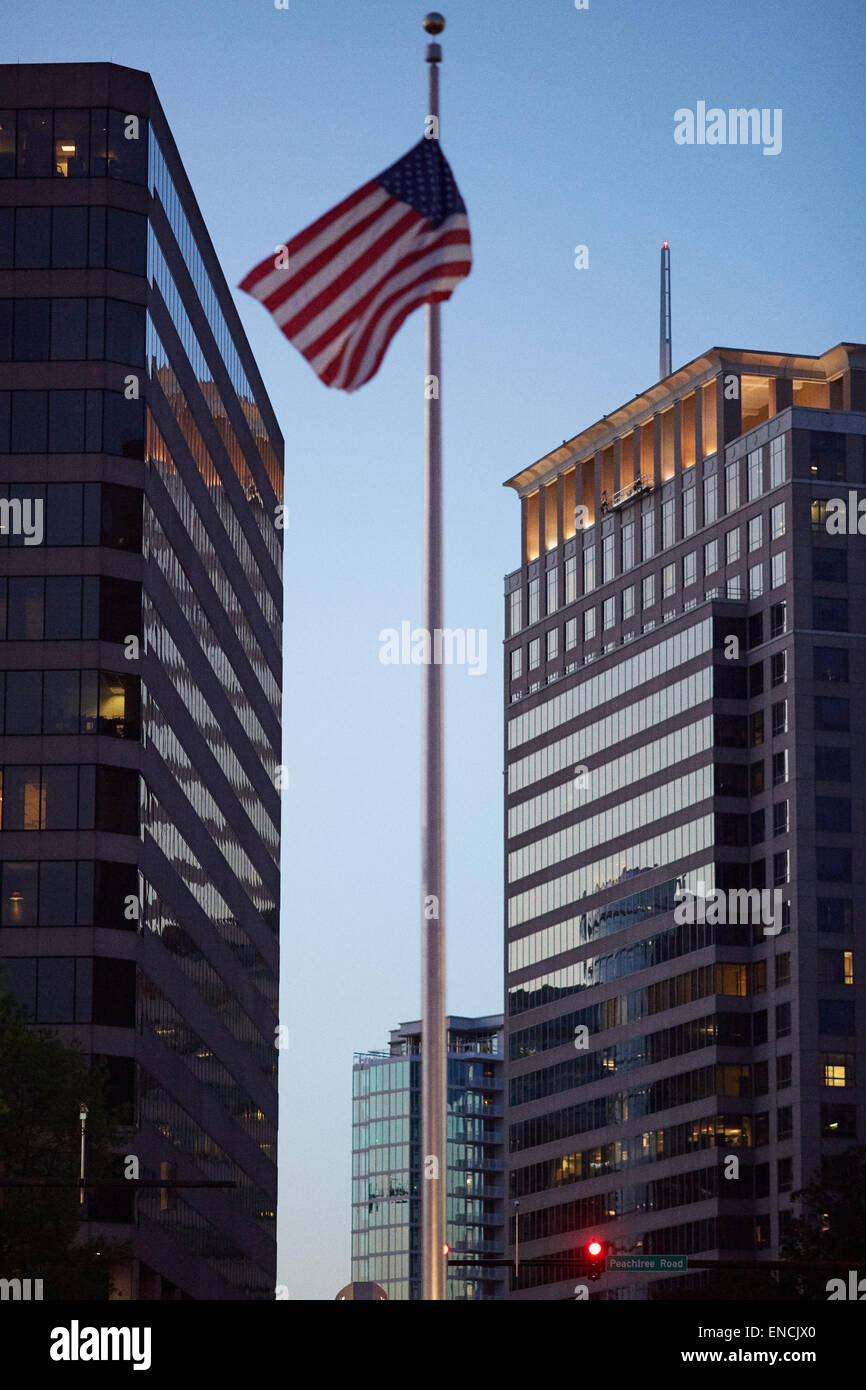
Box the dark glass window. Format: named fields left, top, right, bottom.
left=817, top=848, right=852, bottom=883
left=95, top=766, right=139, bottom=835
left=103, top=390, right=144, bottom=459
left=107, top=110, right=147, bottom=184
left=750, top=710, right=764, bottom=746
left=45, top=482, right=84, bottom=545
left=0, top=111, right=16, bottom=176
left=42, top=670, right=81, bottom=735
left=100, top=578, right=141, bottom=642
left=6, top=577, right=43, bottom=639
left=748, top=661, right=764, bottom=697
left=748, top=613, right=763, bottom=648
left=10, top=390, right=47, bottom=452
left=0, top=299, right=10, bottom=360
left=105, top=299, right=145, bottom=364
left=51, top=298, right=87, bottom=359
left=714, top=714, right=747, bottom=747
left=53, top=109, right=90, bottom=178
left=17, top=110, right=53, bottom=177
left=37, top=958, right=75, bottom=1023
left=821, top=1104, right=856, bottom=1138
left=750, top=761, right=765, bottom=795
left=87, top=298, right=105, bottom=358
left=775, top=1002, right=791, bottom=1038
left=88, top=205, right=106, bottom=266
left=92, top=957, right=136, bottom=1027
left=15, top=207, right=51, bottom=268
left=814, top=696, right=849, bottom=732
left=94, top=862, right=139, bottom=929
left=5, top=671, right=43, bottom=735
left=808, top=431, right=846, bottom=481
left=48, top=390, right=86, bottom=452
left=819, top=1001, right=855, bottom=1035
left=14, top=298, right=50, bottom=359
left=813, top=547, right=847, bottom=582
left=101, top=483, right=142, bottom=551
left=50, top=206, right=88, bottom=268
left=0, top=392, right=8, bottom=452
left=816, top=796, right=851, bottom=832
left=769, top=602, right=786, bottom=638
left=45, top=575, right=82, bottom=638
left=817, top=898, right=852, bottom=932
left=90, top=109, right=108, bottom=177
left=813, top=596, right=848, bottom=632
left=1, top=861, right=38, bottom=926
left=43, top=765, right=80, bottom=830
left=815, top=746, right=850, bottom=782
left=0, top=207, right=12, bottom=268
left=39, top=861, right=78, bottom=924
left=2, top=765, right=42, bottom=830
left=715, top=764, right=748, bottom=797
left=813, top=646, right=848, bottom=682
left=106, top=208, right=146, bottom=275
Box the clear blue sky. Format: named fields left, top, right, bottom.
left=7, top=0, right=865, bottom=1300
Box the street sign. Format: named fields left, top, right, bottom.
left=606, top=1255, right=687, bottom=1272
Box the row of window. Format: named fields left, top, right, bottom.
left=0, top=107, right=147, bottom=181
left=0, top=205, right=146, bottom=275
left=0, top=764, right=138, bottom=834
left=0, top=389, right=144, bottom=457
left=0, top=482, right=141, bottom=550
left=0, top=669, right=139, bottom=739
left=0, top=859, right=136, bottom=928
left=1, top=955, right=135, bottom=1026
left=0, top=297, right=145, bottom=365
left=0, top=576, right=139, bottom=643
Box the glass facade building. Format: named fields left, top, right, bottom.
left=503, top=343, right=866, bottom=1297
left=0, top=64, right=283, bottom=1299
left=352, top=1015, right=505, bottom=1300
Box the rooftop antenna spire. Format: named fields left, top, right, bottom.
left=659, top=242, right=672, bottom=379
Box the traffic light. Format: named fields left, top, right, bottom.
left=584, top=1238, right=607, bottom=1280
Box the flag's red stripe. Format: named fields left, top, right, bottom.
left=238, top=178, right=380, bottom=294
left=300, top=226, right=471, bottom=363
left=261, top=192, right=402, bottom=315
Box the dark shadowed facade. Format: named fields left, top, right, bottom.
left=0, top=63, right=283, bottom=1299
left=503, top=344, right=866, bottom=1297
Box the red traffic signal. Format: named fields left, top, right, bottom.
left=583, top=1238, right=608, bottom=1279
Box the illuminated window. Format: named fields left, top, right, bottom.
left=771, top=503, right=786, bottom=538
left=822, top=1054, right=854, bottom=1087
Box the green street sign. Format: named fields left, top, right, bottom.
left=606, top=1255, right=687, bottom=1272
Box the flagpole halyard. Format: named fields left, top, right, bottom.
left=421, top=9, right=447, bottom=1303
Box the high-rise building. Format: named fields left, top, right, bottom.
left=0, top=63, right=283, bottom=1299
left=352, top=1014, right=505, bottom=1299
left=503, top=344, right=866, bottom=1298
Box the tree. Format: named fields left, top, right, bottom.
left=0, top=980, right=129, bottom=1298
left=780, top=1146, right=866, bottom=1298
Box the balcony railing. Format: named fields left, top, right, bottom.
left=600, top=473, right=654, bottom=515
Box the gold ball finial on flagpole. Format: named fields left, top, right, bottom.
left=423, top=13, right=445, bottom=35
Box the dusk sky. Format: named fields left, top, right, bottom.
left=6, top=0, right=865, bottom=1298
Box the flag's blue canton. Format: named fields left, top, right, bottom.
left=377, top=138, right=467, bottom=229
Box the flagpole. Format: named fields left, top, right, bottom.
left=421, top=10, right=447, bottom=1303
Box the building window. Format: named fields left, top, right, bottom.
left=776, top=1002, right=791, bottom=1038
left=528, top=577, right=539, bottom=624
left=546, top=627, right=559, bottom=661
left=813, top=596, right=848, bottom=632
left=603, top=597, right=615, bottom=630
left=641, top=508, right=654, bottom=560
left=777, top=1105, right=793, bottom=1141
left=681, top=551, right=696, bottom=589
left=602, top=533, right=614, bottom=583
left=772, top=750, right=788, bottom=786
left=817, top=898, right=853, bottom=933
left=771, top=700, right=787, bottom=736
left=703, top=473, right=718, bottom=525
left=822, top=1054, right=855, bottom=1088
left=725, top=461, right=740, bottom=512
left=749, top=563, right=764, bottom=598
left=662, top=498, right=675, bottom=549
left=815, top=746, right=850, bottom=782
left=528, top=638, right=540, bottom=670
left=622, top=585, right=635, bottom=621
left=774, top=850, right=789, bottom=886
left=820, top=1104, right=856, bottom=1138
left=704, top=538, right=718, bottom=575
left=771, top=552, right=786, bottom=589
left=775, top=953, right=791, bottom=987
left=682, top=486, right=696, bottom=537
left=565, top=616, right=577, bottom=649
left=509, top=588, right=521, bottom=636
left=583, top=545, right=595, bottom=594
left=621, top=521, right=635, bottom=573
left=662, top=563, right=676, bottom=598
left=777, top=1157, right=793, bottom=1193
left=814, top=696, right=849, bottom=732
left=818, top=999, right=855, bottom=1034
left=748, top=515, right=762, bottom=552
left=583, top=608, right=596, bottom=642
left=771, top=502, right=786, bottom=539
left=817, top=847, right=852, bottom=882
left=770, top=652, right=786, bottom=687
left=565, top=555, right=576, bottom=604
left=726, top=527, right=740, bottom=565
left=750, top=711, right=764, bottom=747
left=770, top=602, right=786, bottom=638
left=546, top=566, right=558, bottom=615
left=776, top=1054, right=792, bottom=1089
left=748, top=448, right=763, bottom=500
left=816, top=796, right=851, bottom=833
left=770, top=435, right=785, bottom=487
left=773, top=801, right=789, bottom=836
left=813, top=547, right=847, bottom=583
left=813, top=646, right=848, bottom=683
left=642, top=574, right=655, bottom=609
left=510, top=648, right=522, bottom=680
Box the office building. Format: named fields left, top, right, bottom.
left=503, top=344, right=866, bottom=1297
left=0, top=63, right=283, bottom=1298
left=352, top=1014, right=505, bottom=1299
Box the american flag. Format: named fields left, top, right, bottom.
left=239, top=138, right=471, bottom=392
